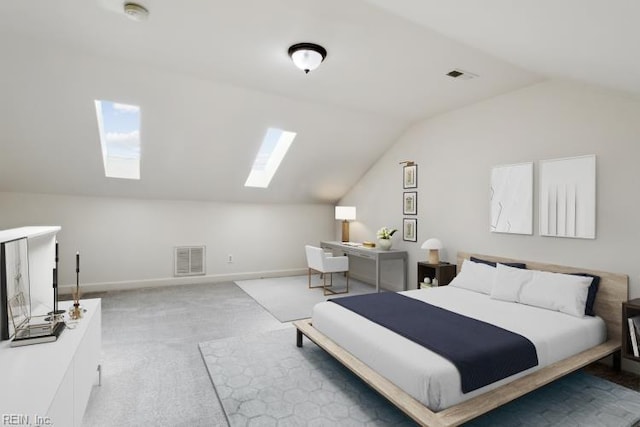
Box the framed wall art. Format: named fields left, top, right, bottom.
left=402, top=218, right=417, bottom=242
left=403, top=192, right=417, bottom=215
left=539, top=155, right=596, bottom=239
left=490, top=162, right=533, bottom=235
left=403, top=164, right=417, bottom=189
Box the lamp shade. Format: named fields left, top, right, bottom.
left=422, top=238, right=443, bottom=264
left=335, top=206, right=356, bottom=221
left=421, top=238, right=443, bottom=250
left=288, top=43, right=327, bottom=74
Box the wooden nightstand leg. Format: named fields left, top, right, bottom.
left=613, top=350, right=621, bottom=371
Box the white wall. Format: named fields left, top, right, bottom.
left=0, top=192, right=334, bottom=292
left=340, top=80, right=640, bottom=302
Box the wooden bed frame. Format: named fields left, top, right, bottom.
left=293, top=252, right=629, bottom=427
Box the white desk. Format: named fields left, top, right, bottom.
left=320, top=241, right=408, bottom=292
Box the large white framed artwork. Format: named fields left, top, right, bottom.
left=539, top=155, right=596, bottom=239
left=490, top=162, right=533, bottom=235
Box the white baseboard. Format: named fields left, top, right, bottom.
left=58, top=268, right=308, bottom=294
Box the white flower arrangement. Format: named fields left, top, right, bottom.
left=376, top=227, right=397, bottom=240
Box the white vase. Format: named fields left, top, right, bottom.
left=378, top=239, right=392, bottom=250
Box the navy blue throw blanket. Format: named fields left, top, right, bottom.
left=330, top=292, right=538, bottom=393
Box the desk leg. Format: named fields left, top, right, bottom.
left=403, top=256, right=408, bottom=291
left=376, top=257, right=381, bottom=292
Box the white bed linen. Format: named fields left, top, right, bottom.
left=312, top=286, right=606, bottom=411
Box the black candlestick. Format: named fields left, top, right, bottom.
left=47, top=241, right=65, bottom=318
left=52, top=267, right=63, bottom=314
left=53, top=267, right=57, bottom=311
left=74, top=252, right=80, bottom=306
left=47, top=271, right=65, bottom=318
left=55, top=241, right=59, bottom=312
left=70, top=251, right=84, bottom=320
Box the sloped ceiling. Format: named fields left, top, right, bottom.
left=366, top=0, right=640, bottom=97
left=0, top=0, right=551, bottom=203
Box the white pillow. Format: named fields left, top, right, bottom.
left=448, top=259, right=496, bottom=294
left=519, top=270, right=592, bottom=317
left=490, top=263, right=533, bottom=302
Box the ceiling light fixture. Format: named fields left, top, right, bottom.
left=288, top=43, right=327, bottom=74
left=123, top=2, right=149, bottom=21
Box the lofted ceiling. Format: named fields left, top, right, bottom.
left=1, top=1, right=635, bottom=204
left=366, top=0, right=640, bottom=97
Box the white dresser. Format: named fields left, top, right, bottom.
left=0, top=226, right=101, bottom=426
left=0, top=298, right=101, bottom=426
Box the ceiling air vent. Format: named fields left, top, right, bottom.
left=446, top=69, right=478, bottom=80
left=174, top=246, right=206, bottom=276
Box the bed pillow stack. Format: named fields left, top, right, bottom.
left=469, top=256, right=526, bottom=270
left=492, top=264, right=594, bottom=318
left=449, top=258, right=527, bottom=295
left=449, top=258, right=599, bottom=318
left=491, top=263, right=533, bottom=302
left=571, top=273, right=601, bottom=316
left=448, top=259, right=497, bottom=294
left=518, top=267, right=593, bottom=317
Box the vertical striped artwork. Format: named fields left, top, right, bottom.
left=539, top=155, right=596, bottom=239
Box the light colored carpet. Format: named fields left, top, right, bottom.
left=200, top=328, right=640, bottom=427
left=235, top=274, right=376, bottom=322
left=82, top=282, right=286, bottom=427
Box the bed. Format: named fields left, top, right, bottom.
left=293, top=252, right=628, bottom=427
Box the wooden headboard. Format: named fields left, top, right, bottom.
left=456, top=252, right=629, bottom=342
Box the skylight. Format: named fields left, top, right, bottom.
left=245, top=128, right=296, bottom=188
left=94, top=100, right=141, bottom=180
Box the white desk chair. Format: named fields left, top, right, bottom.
left=305, top=245, right=349, bottom=296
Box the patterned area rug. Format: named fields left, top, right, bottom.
left=200, top=327, right=640, bottom=427
left=235, top=275, right=375, bottom=322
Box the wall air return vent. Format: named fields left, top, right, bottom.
left=174, top=246, right=206, bottom=276
left=446, top=69, right=479, bottom=80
